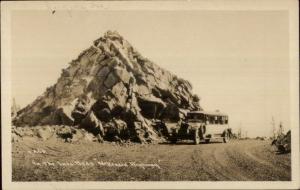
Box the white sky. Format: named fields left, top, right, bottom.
left=11, top=10, right=290, bottom=137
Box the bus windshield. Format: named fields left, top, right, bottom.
left=186, top=113, right=204, bottom=120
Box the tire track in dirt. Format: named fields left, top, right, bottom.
left=210, top=144, right=251, bottom=180
left=249, top=143, right=291, bottom=170
left=224, top=141, right=290, bottom=181
left=199, top=146, right=237, bottom=180
left=243, top=143, right=290, bottom=179
left=191, top=148, right=219, bottom=180
left=182, top=142, right=244, bottom=181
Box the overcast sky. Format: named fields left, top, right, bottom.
left=11, top=10, right=290, bottom=137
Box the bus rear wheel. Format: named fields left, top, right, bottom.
left=223, top=132, right=229, bottom=143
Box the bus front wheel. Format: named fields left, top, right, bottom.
left=194, top=129, right=200, bottom=145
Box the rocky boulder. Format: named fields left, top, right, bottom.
left=36, top=126, right=53, bottom=140
left=13, top=30, right=202, bottom=143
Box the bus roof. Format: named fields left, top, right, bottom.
left=188, top=110, right=228, bottom=117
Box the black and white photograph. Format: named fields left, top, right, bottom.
left=1, top=1, right=299, bottom=189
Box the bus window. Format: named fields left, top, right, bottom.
left=219, top=116, right=223, bottom=124
left=209, top=116, right=214, bottom=124
left=215, top=116, right=219, bottom=124
left=221, top=116, right=226, bottom=124
left=205, top=115, right=209, bottom=124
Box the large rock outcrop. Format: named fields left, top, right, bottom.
left=13, top=31, right=202, bottom=143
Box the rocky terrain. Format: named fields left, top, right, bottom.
left=13, top=31, right=201, bottom=143
left=272, top=130, right=291, bottom=153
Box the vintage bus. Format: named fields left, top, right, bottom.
left=170, top=111, right=230, bottom=144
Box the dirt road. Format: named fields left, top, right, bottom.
left=12, top=139, right=291, bottom=181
